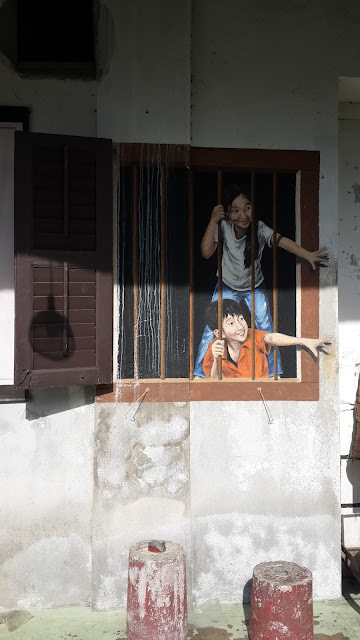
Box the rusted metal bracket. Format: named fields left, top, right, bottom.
left=257, top=386, right=274, bottom=424
left=122, top=387, right=150, bottom=420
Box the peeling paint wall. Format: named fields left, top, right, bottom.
left=1, top=0, right=360, bottom=612
left=95, top=0, right=350, bottom=606
left=0, top=1, right=97, bottom=608
left=186, top=0, right=343, bottom=604
left=92, top=402, right=190, bottom=609
left=338, top=113, right=360, bottom=547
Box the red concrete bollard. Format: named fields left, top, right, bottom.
left=127, top=540, right=187, bottom=640
left=249, top=561, right=313, bottom=640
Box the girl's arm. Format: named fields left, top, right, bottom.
left=201, top=205, right=225, bottom=258
left=264, top=333, right=332, bottom=357
left=275, top=234, right=328, bottom=270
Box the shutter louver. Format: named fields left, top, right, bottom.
left=14, top=132, right=113, bottom=388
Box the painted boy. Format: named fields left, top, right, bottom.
left=203, top=300, right=331, bottom=379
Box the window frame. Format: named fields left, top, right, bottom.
left=96, top=145, right=319, bottom=403
left=14, top=132, right=113, bottom=389
left=0, top=107, right=30, bottom=400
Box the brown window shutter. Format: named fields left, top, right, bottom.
left=14, top=132, right=113, bottom=388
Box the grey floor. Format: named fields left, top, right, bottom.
left=0, top=565, right=359, bottom=640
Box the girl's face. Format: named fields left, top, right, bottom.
left=228, top=194, right=252, bottom=231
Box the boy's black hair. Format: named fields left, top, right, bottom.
left=222, top=183, right=259, bottom=270
left=206, top=299, right=251, bottom=331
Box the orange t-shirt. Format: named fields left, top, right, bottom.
left=203, top=329, right=271, bottom=379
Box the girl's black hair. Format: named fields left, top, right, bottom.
left=206, top=299, right=251, bottom=331
left=222, top=183, right=259, bottom=269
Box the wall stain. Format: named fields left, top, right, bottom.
left=352, top=183, right=360, bottom=203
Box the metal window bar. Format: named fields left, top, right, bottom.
left=117, top=150, right=301, bottom=385
left=160, top=166, right=166, bottom=379
left=217, top=169, right=223, bottom=380
left=63, top=261, right=69, bottom=356
left=272, top=171, right=278, bottom=380
left=63, top=146, right=69, bottom=238
left=189, top=170, right=194, bottom=380
left=250, top=171, right=256, bottom=380
left=132, top=165, right=139, bottom=379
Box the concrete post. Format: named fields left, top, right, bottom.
left=249, top=561, right=313, bottom=640
left=127, top=540, right=187, bottom=640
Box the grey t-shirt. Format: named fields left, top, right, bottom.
left=215, top=219, right=273, bottom=291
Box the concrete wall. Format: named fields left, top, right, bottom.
left=96, top=0, right=191, bottom=143
left=188, top=0, right=342, bottom=604
left=94, top=0, right=350, bottom=606
left=0, top=2, right=97, bottom=609
left=92, top=401, right=190, bottom=610
left=1, top=0, right=360, bottom=610
left=0, top=388, right=94, bottom=608
left=338, top=110, right=360, bottom=548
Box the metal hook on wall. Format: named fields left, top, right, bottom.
left=257, top=387, right=274, bottom=424
left=123, top=388, right=150, bottom=421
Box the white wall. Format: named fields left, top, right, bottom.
left=94, top=0, right=360, bottom=605
left=338, top=112, right=360, bottom=548
left=0, top=60, right=97, bottom=137
left=97, top=0, right=191, bottom=143
left=2, top=0, right=360, bottom=610
left=188, top=0, right=343, bottom=603
left=0, top=18, right=97, bottom=608
left=0, top=388, right=95, bottom=609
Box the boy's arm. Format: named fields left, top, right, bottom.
left=201, top=205, right=224, bottom=258
left=203, top=340, right=225, bottom=378
left=264, top=332, right=332, bottom=358
left=275, top=234, right=328, bottom=270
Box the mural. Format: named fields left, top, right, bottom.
left=202, top=299, right=331, bottom=379
left=194, top=181, right=329, bottom=379
left=116, top=155, right=329, bottom=383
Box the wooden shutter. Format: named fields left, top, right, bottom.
left=14, top=132, right=113, bottom=388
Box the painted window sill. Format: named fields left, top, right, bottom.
left=96, top=378, right=319, bottom=402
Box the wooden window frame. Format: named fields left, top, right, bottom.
left=97, top=145, right=319, bottom=403
left=14, top=132, right=113, bottom=389
left=0, top=107, right=30, bottom=131
left=0, top=107, right=30, bottom=400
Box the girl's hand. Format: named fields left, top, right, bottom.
left=210, top=204, right=225, bottom=225
left=302, top=336, right=332, bottom=358
left=306, top=247, right=329, bottom=270
left=211, top=339, right=225, bottom=359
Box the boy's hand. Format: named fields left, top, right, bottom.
left=305, top=247, right=329, bottom=270
left=302, top=336, right=332, bottom=358
left=210, top=204, right=225, bottom=225
left=211, top=339, right=225, bottom=359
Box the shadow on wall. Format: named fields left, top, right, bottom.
left=243, top=578, right=252, bottom=606
left=0, top=0, right=17, bottom=66
left=346, top=375, right=360, bottom=495
left=342, top=377, right=360, bottom=555
left=25, top=385, right=94, bottom=421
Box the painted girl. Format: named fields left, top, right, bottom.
left=193, top=183, right=328, bottom=378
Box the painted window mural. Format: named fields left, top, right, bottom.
left=115, top=145, right=329, bottom=401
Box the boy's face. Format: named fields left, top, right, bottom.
left=215, top=313, right=249, bottom=343
left=228, top=194, right=252, bottom=231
